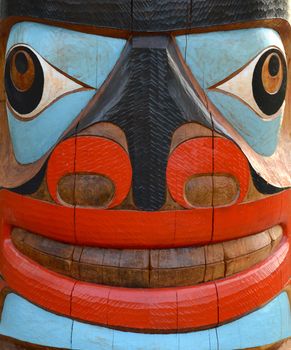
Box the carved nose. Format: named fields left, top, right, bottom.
left=167, top=137, right=250, bottom=209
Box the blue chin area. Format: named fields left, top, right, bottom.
left=8, top=90, right=95, bottom=165
left=0, top=292, right=290, bottom=350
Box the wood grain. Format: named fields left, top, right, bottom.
left=11, top=225, right=283, bottom=288
left=0, top=335, right=66, bottom=350
left=1, top=0, right=288, bottom=32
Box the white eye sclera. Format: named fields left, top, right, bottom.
left=5, top=44, right=93, bottom=120
left=209, top=46, right=287, bottom=120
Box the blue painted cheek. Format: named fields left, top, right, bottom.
left=8, top=90, right=95, bottom=164
left=7, top=22, right=126, bottom=89
left=207, top=91, right=282, bottom=156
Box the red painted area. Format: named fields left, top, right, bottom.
left=2, top=238, right=73, bottom=315
left=0, top=189, right=289, bottom=248
left=47, top=136, right=132, bottom=208
left=0, top=232, right=289, bottom=331
left=167, top=137, right=250, bottom=208
left=217, top=237, right=290, bottom=322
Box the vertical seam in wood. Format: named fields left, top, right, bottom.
left=176, top=290, right=179, bottom=334
left=211, top=114, right=215, bottom=242
left=73, top=122, right=79, bottom=244
left=70, top=281, right=78, bottom=349
left=214, top=281, right=220, bottom=350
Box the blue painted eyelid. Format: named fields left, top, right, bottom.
left=176, top=28, right=285, bottom=156
left=7, top=22, right=126, bottom=89
left=6, top=22, right=126, bottom=164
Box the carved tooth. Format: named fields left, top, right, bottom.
left=268, top=225, right=283, bottom=249
left=204, top=244, right=225, bottom=282
left=223, top=231, right=271, bottom=260
left=11, top=226, right=284, bottom=288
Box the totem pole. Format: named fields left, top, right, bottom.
left=0, top=1, right=290, bottom=349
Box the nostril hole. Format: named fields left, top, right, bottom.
left=185, top=174, right=239, bottom=208
left=58, top=174, right=115, bottom=208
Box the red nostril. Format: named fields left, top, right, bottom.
left=166, top=137, right=250, bottom=208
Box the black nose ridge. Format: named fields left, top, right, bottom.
left=106, top=45, right=185, bottom=211
left=76, top=36, right=213, bottom=211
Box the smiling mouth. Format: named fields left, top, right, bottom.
left=12, top=225, right=283, bottom=288
left=1, top=189, right=290, bottom=333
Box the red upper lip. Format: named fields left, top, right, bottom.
left=0, top=189, right=289, bottom=248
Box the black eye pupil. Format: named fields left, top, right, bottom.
left=268, top=55, right=280, bottom=77
left=5, top=46, right=44, bottom=115
left=252, top=48, right=287, bottom=116
left=15, top=52, right=29, bottom=74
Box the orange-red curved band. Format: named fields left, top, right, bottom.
left=47, top=136, right=132, bottom=208
left=0, top=190, right=290, bottom=248
left=1, top=236, right=289, bottom=331
left=167, top=137, right=250, bottom=208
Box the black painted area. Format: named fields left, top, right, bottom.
left=0, top=0, right=288, bottom=32
left=5, top=46, right=44, bottom=115
left=10, top=161, right=48, bottom=195
left=252, top=48, right=287, bottom=116
left=250, top=166, right=286, bottom=195
left=76, top=38, right=212, bottom=211
left=15, top=52, right=28, bottom=74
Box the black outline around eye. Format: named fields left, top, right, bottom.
left=5, top=44, right=94, bottom=120
left=209, top=46, right=288, bottom=120
left=252, top=48, right=287, bottom=116
left=5, top=46, right=44, bottom=115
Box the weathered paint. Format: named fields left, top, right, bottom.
left=176, top=28, right=285, bottom=156
left=207, top=91, right=282, bottom=156
left=7, top=22, right=126, bottom=89
left=7, top=90, right=95, bottom=164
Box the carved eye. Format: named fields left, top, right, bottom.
left=5, top=45, right=89, bottom=120
left=210, top=47, right=287, bottom=119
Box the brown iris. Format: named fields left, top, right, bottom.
left=10, top=49, right=35, bottom=92
left=252, top=48, right=287, bottom=116
left=261, top=53, right=284, bottom=95
left=5, top=45, right=44, bottom=115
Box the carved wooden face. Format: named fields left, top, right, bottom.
left=0, top=2, right=290, bottom=349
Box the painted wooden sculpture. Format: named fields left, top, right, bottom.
left=0, top=1, right=290, bottom=349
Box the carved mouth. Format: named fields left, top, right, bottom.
left=1, top=189, right=290, bottom=332
left=11, top=225, right=283, bottom=288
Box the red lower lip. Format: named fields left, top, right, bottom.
left=0, top=190, right=290, bottom=248
left=1, top=233, right=290, bottom=332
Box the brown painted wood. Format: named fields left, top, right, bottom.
left=246, top=338, right=291, bottom=349
left=0, top=335, right=66, bottom=350
left=223, top=232, right=272, bottom=260
left=184, top=174, right=239, bottom=207
left=11, top=226, right=283, bottom=288
left=225, top=245, right=272, bottom=277
left=204, top=243, right=225, bottom=282
left=58, top=174, right=115, bottom=208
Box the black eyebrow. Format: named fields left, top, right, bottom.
left=0, top=0, right=288, bottom=32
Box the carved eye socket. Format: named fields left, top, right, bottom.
left=253, top=49, right=287, bottom=116
left=211, top=47, right=287, bottom=119
left=5, top=44, right=89, bottom=120
left=10, top=49, right=36, bottom=92
left=5, top=46, right=44, bottom=116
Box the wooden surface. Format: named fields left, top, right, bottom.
left=0, top=3, right=290, bottom=348
left=11, top=225, right=282, bottom=288
left=0, top=0, right=288, bottom=32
